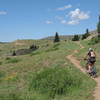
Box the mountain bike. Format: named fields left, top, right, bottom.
left=84, top=58, right=98, bottom=78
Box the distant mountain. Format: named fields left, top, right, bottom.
left=0, top=42, right=8, bottom=44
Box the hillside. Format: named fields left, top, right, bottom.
left=41, top=30, right=98, bottom=41
left=0, top=35, right=100, bottom=100
left=42, top=35, right=73, bottom=41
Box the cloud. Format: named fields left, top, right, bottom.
left=61, top=20, right=67, bottom=24
left=55, top=16, right=68, bottom=24
left=67, top=8, right=90, bottom=25
left=69, top=8, right=89, bottom=20
left=45, top=20, right=53, bottom=24
left=0, top=10, right=7, bottom=15
left=56, top=4, right=72, bottom=11
left=67, top=20, right=79, bottom=25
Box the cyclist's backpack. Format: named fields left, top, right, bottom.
left=90, top=57, right=96, bottom=63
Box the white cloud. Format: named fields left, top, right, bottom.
left=67, top=20, right=79, bottom=25
left=56, top=4, right=72, bottom=11
left=67, top=8, right=90, bottom=25
left=69, top=8, right=89, bottom=20
left=61, top=20, right=67, bottom=24
left=45, top=20, right=53, bottom=24
left=0, top=11, right=7, bottom=15
left=55, top=16, right=68, bottom=24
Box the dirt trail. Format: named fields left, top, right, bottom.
left=66, top=42, right=100, bottom=100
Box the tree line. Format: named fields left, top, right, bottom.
left=54, top=16, right=100, bottom=42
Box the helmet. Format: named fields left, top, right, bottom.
left=89, top=48, right=93, bottom=51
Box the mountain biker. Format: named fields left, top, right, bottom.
left=85, top=48, right=96, bottom=75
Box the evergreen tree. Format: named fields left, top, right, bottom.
left=72, top=35, right=80, bottom=41
left=54, top=32, right=60, bottom=42
left=12, top=50, right=16, bottom=56
left=97, top=16, right=100, bottom=34
left=86, top=29, right=89, bottom=36
left=82, top=28, right=90, bottom=40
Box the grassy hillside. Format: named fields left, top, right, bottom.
left=0, top=39, right=97, bottom=100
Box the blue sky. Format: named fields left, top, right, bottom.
left=0, top=0, right=100, bottom=42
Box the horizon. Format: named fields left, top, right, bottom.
left=0, top=28, right=96, bottom=43
left=0, top=0, right=99, bottom=42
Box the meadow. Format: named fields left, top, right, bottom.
left=0, top=39, right=98, bottom=100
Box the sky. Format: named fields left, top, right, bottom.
left=0, top=0, right=100, bottom=42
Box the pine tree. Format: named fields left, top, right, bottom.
left=82, top=28, right=90, bottom=40
left=54, top=32, right=60, bottom=42
left=86, top=29, right=90, bottom=36
left=97, top=16, right=100, bottom=34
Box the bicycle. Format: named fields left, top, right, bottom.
left=84, top=58, right=98, bottom=78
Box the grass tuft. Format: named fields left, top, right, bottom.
left=30, top=67, right=82, bottom=98
left=6, top=57, right=21, bottom=63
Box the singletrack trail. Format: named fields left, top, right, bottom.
left=66, top=41, right=100, bottom=100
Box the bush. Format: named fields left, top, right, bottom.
left=0, top=61, right=2, bottom=65
left=0, top=72, right=5, bottom=78
left=45, top=43, right=59, bottom=52
left=12, top=51, right=16, bottom=56
left=29, top=44, right=39, bottom=50
left=72, top=35, right=80, bottom=41
left=82, top=33, right=90, bottom=40
left=30, top=67, right=82, bottom=98
left=89, top=36, right=100, bottom=45
left=0, top=71, right=5, bottom=80
left=6, top=58, right=21, bottom=63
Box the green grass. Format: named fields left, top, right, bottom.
left=5, top=57, right=21, bottom=64
left=29, top=66, right=96, bottom=100
left=0, top=39, right=97, bottom=100
left=30, top=67, right=81, bottom=98
left=89, top=36, right=100, bottom=45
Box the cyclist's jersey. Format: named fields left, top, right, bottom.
left=88, top=51, right=96, bottom=64
left=88, top=51, right=95, bottom=58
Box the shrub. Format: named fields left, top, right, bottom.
left=72, top=35, right=80, bottom=41
left=0, top=61, right=2, bottom=65
left=12, top=51, right=16, bottom=56
left=89, top=36, right=100, bottom=45
left=6, top=58, right=21, bottom=63
left=29, top=44, right=39, bottom=50
left=0, top=71, right=5, bottom=79
left=45, top=43, right=59, bottom=52
left=6, top=57, right=11, bottom=60
left=30, top=67, right=82, bottom=98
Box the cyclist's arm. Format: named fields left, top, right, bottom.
left=84, top=53, right=88, bottom=60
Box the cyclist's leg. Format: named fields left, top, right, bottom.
left=88, top=63, right=92, bottom=73
left=92, top=63, right=97, bottom=74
